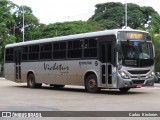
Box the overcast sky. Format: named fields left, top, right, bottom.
left=11, top=0, right=160, bottom=24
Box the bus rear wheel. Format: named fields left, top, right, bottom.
left=27, top=73, right=42, bottom=88
left=85, top=74, right=100, bottom=93
left=119, top=88, right=130, bottom=93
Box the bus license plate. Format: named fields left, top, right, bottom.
left=136, top=84, right=142, bottom=88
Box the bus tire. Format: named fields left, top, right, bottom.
left=85, top=74, right=100, bottom=93
left=27, top=73, right=42, bottom=88
left=119, top=88, right=130, bottom=93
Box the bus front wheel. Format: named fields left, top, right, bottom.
left=27, top=73, right=42, bottom=88
left=85, top=74, right=100, bottom=93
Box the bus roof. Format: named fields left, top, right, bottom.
left=6, top=29, right=149, bottom=48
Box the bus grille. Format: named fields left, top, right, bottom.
left=132, top=80, right=145, bottom=84
left=128, top=70, right=149, bottom=74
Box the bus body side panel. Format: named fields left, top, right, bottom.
left=20, top=60, right=100, bottom=86
left=21, top=62, right=57, bottom=84
left=4, top=63, right=15, bottom=81
left=67, top=60, right=101, bottom=86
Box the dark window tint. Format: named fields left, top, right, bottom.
left=40, top=43, right=52, bottom=60
left=84, top=39, right=97, bottom=57
left=5, top=48, right=14, bottom=62
left=68, top=41, right=72, bottom=49
left=22, top=46, right=28, bottom=60
left=68, top=40, right=82, bottom=58
left=53, top=43, right=59, bottom=50
left=60, top=42, right=66, bottom=50
left=73, top=40, right=82, bottom=49
left=23, top=46, right=28, bottom=53
left=29, top=45, right=39, bottom=52
left=29, top=45, right=39, bottom=60
left=53, top=42, right=66, bottom=59
left=41, top=43, right=52, bottom=52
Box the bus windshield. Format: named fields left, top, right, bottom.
left=118, top=41, right=154, bottom=67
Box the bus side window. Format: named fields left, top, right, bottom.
left=40, top=43, right=52, bottom=60
left=84, top=38, right=97, bottom=58
left=67, top=40, right=82, bottom=58
left=22, top=46, right=28, bottom=61
left=53, top=42, right=66, bottom=59
left=5, top=48, right=14, bottom=62
left=29, top=45, right=39, bottom=60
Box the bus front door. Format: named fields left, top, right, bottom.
left=15, top=51, right=21, bottom=81
left=100, top=42, right=113, bottom=86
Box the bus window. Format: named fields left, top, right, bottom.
left=84, top=38, right=97, bottom=58
left=53, top=42, right=66, bottom=59
left=68, top=40, right=82, bottom=58
left=22, top=46, right=28, bottom=61
left=29, top=45, right=39, bottom=60
left=40, top=43, right=52, bottom=60
left=5, top=48, right=14, bottom=62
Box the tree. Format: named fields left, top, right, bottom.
left=0, top=0, right=39, bottom=63
left=0, top=0, right=16, bottom=63
left=90, top=2, right=160, bottom=30
left=147, top=25, right=160, bottom=71
left=153, top=35, right=160, bottom=72
left=90, top=2, right=124, bottom=28
left=12, top=5, right=39, bottom=42
left=27, top=21, right=104, bottom=40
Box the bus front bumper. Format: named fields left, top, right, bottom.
left=118, top=76, right=155, bottom=89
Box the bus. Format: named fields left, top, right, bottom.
left=4, top=29, right=155, bottom=93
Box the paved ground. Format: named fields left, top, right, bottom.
left=0, top=78, right=160, bottom=120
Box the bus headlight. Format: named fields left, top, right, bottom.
left=149, top=71, right=155, bottom=78
left=151, top=71, right=155, bottom=76
left=118, top=71, right=130, bottom=79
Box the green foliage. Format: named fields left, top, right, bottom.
left=90, top=2, right=160, bottom=30
left=148, top=25, right=160, bottom=71
left=152, top=34, right=160, bottom=71
left=27, top=21, right=104, bottom=40
left=12, top=5, right=39, bottom=42
left=0, top=0, right=16, bottom=63
left=91, top=2, right=124, bottom=28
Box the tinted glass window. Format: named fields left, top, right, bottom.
left=41, top=43, right=52, bottom=52
left=22, top=46, right=28, bottom=61
left=5, top=48, right=14, bottom=62
left=68, top=40, right=82, bottom=58
left=53, top=42, right=66, bottom=59
left=84, top=38, right=97, bottom=58
left=29, top=45, right=39, bottom=60
left=29, top=45, right=39, bottom=52
left=40, top=43, right=52, bottom=60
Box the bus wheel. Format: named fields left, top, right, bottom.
left=27, top=73, right=42, bottom=88
left=85, top=74, right=99, bottom=93
left=119, top=88, right=130, bottom=93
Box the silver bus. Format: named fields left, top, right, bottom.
left=4, top=29, right=155, bottom=93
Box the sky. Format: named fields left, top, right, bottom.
left=11, top=0, right=160, bottom=24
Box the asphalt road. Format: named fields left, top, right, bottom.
left=0, top=78, right=160, bottom=120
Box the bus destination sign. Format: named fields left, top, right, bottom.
left=126, top=33, right=143, bottom=40
left=118, top=31, right=151, bottom=41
